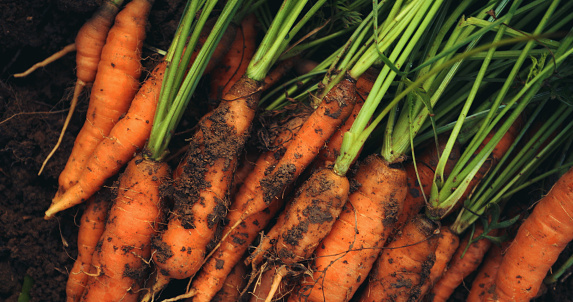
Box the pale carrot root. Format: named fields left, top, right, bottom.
left=13, top=43, right=77, bottom=78
left=289, top=155, right=407, bottom=302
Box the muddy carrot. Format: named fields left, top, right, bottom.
left=289, top=154, right=406, bottom=302
left=210, top=261, right=249, bottom=302
left=358, top=215, right=439, bottom=302
left=466, top=243, right=503, bottom=302
left=79, top=154, right=170, bottom=302
left=66, top=194, right=110, bottom=302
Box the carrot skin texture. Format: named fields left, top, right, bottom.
left=66, top=195, right=110, bottom=302
left=494, top=167, right=573, bottom=301
left=238, top=77, right=357, bottom=221
left=359, top=215, right=439, bottom=302
left=274, top=168, right=350, bottom=264
left=430, top=225, right=495, bottom=302
left=152, top=77, right=263, bottom=280
left=57, top=0, right=151, bottom=194
left=209, top=261, right=249, bottom=302
left=80, top=154, right=170, bottom=302
left=189, top=114, right=309, bottom=302
left=45, top=61, right=167, bottom=219
left=416, top=226, right=459, bottom=301
left=290, top=155, right=406, bottom=302
left=467, top=244, right=503, bottom=302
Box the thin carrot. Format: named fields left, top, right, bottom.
left=54, top=0, right=151, bottom=196
left=66, top=193, right=110, bottom=302
left=210, top=261, right=249, bottom=302
left=39, top=0, right=126, bottom=176
left=79, top=153, right=170, bottom=302
left=467, top=243, right=504, bottom=302
left=416, top=226, right=460, bottom=301
left=209, top=14, right=257, bottom=103
left=358, top=215, right=439, bottom=302
left=430, top=224, right=497, bottom=302
left=189, top=112, right=310, bottom=302
left=45, top=60, right=167, bottom=219
left=289, top=154, right=406, bottom=302
left=493, top=166, right=573, bottom=301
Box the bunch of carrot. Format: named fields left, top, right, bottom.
left=28, top=0, right=573, bottom=301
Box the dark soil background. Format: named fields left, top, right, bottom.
left=0, top=0, right=572, bottom=301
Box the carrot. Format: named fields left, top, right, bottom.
left=250, top=265, right=293, bottom=302
left=358, top=215, right=439, bottom=302
left=54, top=0, right=151, bottom=197
left=493, top=166, right=573, bottom=301
left=210, top=261, right=249, bottom=302
left=232, top=77, right=356, bottom=230
left=289, top=154, right=406, bottom=302
left=38, top=0, right=126, bottom=176
left=396, top=138, right=461, bottom=230
left=254, top=167, right=351, bottom=302
left=149, top=76, right=264, bottom=291
left=45, top=60, right=167, bottom=219
left=188, top=112, right=310, bottom=302
left=66, top=193, right=110, bottom=302
left=430, top=224, right=497, bottom=302
left=416, top=226, right=460, bottom=301
left=79, top=153, right=170, bottom=302
left=467, top=243, right=504, bottom=302
left=209, top=14, right=257, bottom=104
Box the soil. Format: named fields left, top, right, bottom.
left=0, top=1, right=572, bottom=302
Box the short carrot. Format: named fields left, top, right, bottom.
left=430, top=224, right=497, bottom=302
left=467, top=243, right=504, bottom=302
left=79, top=154, right=170, bottom=302
left=45, top=60, right=167, bottom=219
left=416, top=226, right=460, bottom=301
left=66, top=193, right=110, bottom=302
left=55, top=0, right=152, bottom=195
left=493, top=166, right=573, bottom=301
left=358, top=215, right=439, bottom=302
left=289, top=154, right=406, bottom=302
left=188, top=112, right=310, bottom=302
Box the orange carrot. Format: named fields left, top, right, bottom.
left=493, top=166, right=573, bottom=301
left=79, top=154, right=170, bottom=302
left=358, top=215, right=439, bottom=302
left=253, top=167, right=351, bottom=302
left=210, top=261, right=249, bottom=302
left=289, top=155, right=406, bottom=302
left=430, top=224, right=497, bottom=302
left=209, top=14, right=257, bottom=104
left=55, top=0, right=151, bottom=195
left=233, top=77, right=357, bottom=230
left=249, top=265, right=293, bottom=302
left=45, top=60, right=167, bottom=219
left=467, top=243, right=504, bottom=302
left=188, top=112, right=310, bottom=302
left=417, top=226, right=460, bottom=301
left=66, top=193, right=110, bottom=302
left=149, top=77, right=264, bottom=295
